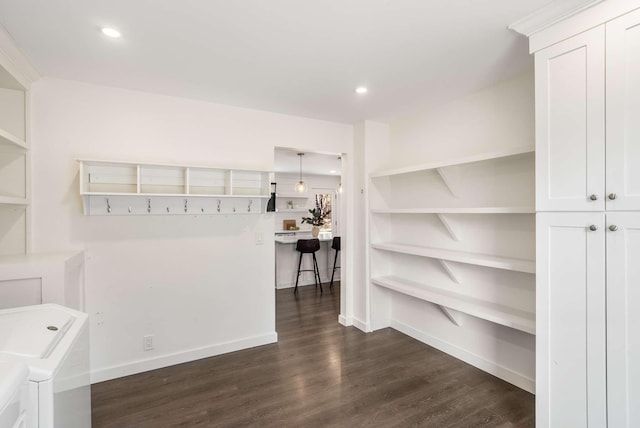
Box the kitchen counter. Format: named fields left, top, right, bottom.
left=274, top=232, right=335, bottom=289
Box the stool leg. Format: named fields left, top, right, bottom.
left=312, top=253, right=322, bottom=293
left=330, top=249, right=339, bottom=288
left=294, top=252, right=303, bottom=294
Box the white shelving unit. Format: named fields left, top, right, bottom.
left=78, top=159, right=272, bottom=215
left=369, top=146, right=535, bottom=333
left=0, top=56, right=30, bottom=256
left=371, top=243, right=535, bottom=274
left=372, top=276, right=535, bottom=334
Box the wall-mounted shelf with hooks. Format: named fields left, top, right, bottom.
left=78, top=159, right=272, bottom=215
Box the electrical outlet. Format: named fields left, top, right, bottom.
left=143, top=334, right=154, bottom=351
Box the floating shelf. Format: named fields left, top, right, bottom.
left=370, top=207, right=535, bottom=214
left=370, top=145, right=534, bottom=178
left=276, top=208, right=308, bottom=213
left=372, top=275, right=535, bottom=335
left=371, top=242, right=535, bottom=274
left=0, top=127, right=27, bottom=150
left=0, top=196, right=28, bottom=206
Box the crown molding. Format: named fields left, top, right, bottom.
left=508, top=0, right=605, bottom=37
left=0, top=23, right=40, bottom=88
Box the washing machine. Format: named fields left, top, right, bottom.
left=0, top=361, right=29, bottom=428
left=0, top=304, right=90, bottom=428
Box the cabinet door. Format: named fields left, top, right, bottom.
left=536, top=213, right=606, bottom=428
left=606, top=9, right=640, bottom=211
left=607, top=212, right=640, bottom=427
left=535, top=26, right=605, bottom=211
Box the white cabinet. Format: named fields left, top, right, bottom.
left=606, top=9, right=640, bottom=212
left=536, top=213, right=606, bottom=428
left=536, top=8, right=640, bottom=213
left=606, top=212, right=640, bottom=427
left=533, top=6, right=640, bottom=427
left=535, top=26, right=605, bottom=211
left=368, top=146, right=536, bottom=334
left=78, top=160, right=271, bottom=215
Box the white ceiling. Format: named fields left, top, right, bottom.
left=0, top=0, right=549, bottom=124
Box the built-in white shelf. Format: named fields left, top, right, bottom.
left=371, top=242, right=535, bottom=274
left=371, top=207, right=534, bottom=214
left=370, top=145, right=534, bottom=178
left=0, top=196, right=28, bottom=205
left=372, top=275, right=535, bottom=335
left=78, top=159, right=272, bottom=215
left=0, top=127, right=27, bottom=150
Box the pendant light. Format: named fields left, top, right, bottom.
left=295, top=153, right=306, bottom=193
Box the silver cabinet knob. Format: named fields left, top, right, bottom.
left=589, top=225, right=598, bottom=231
left=609, top=193, right=617, bottom=200
left=589, top=194, right=598, bottom=201
left=609, top=225, right=619, bottom=232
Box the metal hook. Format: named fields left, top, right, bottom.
left=128, top=206, right=132, bottom=213
left=217, top=200, right=221, bottom=213
left=147, top=198, right=151, bottom=213
left=166, top=207, right=170, bottom=213
left=184, top=199, right=188, bottom=213
left=106, top=198, right=111, bottom=213
left=201, top=207, right=204, bottom=213
left=247, top=200, right=253, bottom=212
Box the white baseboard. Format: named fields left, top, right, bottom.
left=352, top=316, right=368, bottom=332
left=391, top=320, right=535, bottom=394
left=338, top=314, right=352, bottom=326
left=90, top=332, right=278, bottom=384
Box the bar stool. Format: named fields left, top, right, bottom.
left=294, top=238, right=322, bottom=294
left=330, top=236, right=341, bottom=288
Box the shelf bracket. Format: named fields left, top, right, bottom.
left=436, top=167, right=459, bottom=198
left=438, top=260, right=463, bottom=284
left=438, top=305, right=464, bottom=327
left=436, top=214, right=461, bottom=241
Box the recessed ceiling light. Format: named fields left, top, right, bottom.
left=101, top=28, right=121, bottom=38
left=355, top=86, right=368, bottom=94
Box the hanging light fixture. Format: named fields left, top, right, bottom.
left=295, top=153, right=306, bottom=193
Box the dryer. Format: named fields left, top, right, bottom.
left=0, top=304, right=90, bottom=428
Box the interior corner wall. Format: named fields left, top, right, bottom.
left=385, top=72, right=536, bottom=392
left=30, top=77, right=353, bottom=383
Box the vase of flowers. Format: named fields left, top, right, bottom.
left=301, top=195, right=331, bottom=238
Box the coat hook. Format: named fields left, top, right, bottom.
left=184, top=199, right=188, bottom=213
left=247, top=200, right=253, bottom=212
left=147, top=198, right=151, bottom=213
left=128, top=206, right=132, bottom=213
left=106, top=198, right=111, bottom=213
left=217, top=200, right=221, bottom=213
left=233, top=207, right=236, bottom=213
left=201, top=207, right=204, bottom=213
left=166, top=206, right=170, bottom=213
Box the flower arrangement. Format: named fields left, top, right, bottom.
left=301, top=195, right=331, bottom=227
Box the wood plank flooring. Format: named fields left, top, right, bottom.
left=91, top=284, right=534, bottom=427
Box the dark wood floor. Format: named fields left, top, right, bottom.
left=92, top=283, right=534, bottom=427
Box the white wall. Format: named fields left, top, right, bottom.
left=380, top=72, right=536, bottom=391
left=30, top=77, right=353, bottom=382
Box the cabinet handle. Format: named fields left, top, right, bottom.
left=589, top=194, right=598, bottom=201
left=589, top=225, right=598, bottom=231
left=609, top=225, right=618, bottom=232
left=608, top=193, right=617, bottom=200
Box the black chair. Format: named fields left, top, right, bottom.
left=294, top=238, right=322, bottom=294
left=330, top=236, right=341, bottom=288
